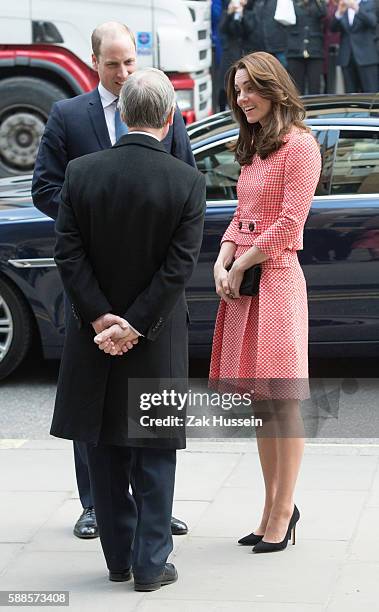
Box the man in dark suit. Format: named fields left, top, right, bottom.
left=331, top=0, right=378, bottom=92
left=51, top=67, right=205, bottom=590
left=32, top=21, right=193, bottom=539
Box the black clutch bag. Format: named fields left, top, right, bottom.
left=226, top=259, right=262, bottom=296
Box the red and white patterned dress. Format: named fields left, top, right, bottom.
left=209, top=129, right=322, bottom=399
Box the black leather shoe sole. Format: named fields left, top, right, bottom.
left=109, top=569, right=132, bottom=582
left=134, top=568, right=178, bottom=592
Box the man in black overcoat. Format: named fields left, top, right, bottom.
left=50, top=68, right=206, bottom=591
left=32, top=21, right=193, bottom=540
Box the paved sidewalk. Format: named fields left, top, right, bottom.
left=0, top=438, right=378, bottom=611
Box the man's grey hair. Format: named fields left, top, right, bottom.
left=119, top=68, right=176, bottom=129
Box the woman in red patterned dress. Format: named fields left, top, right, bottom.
left=209, top=52, right=321, bottom=553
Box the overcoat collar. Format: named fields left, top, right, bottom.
left=113, top=133, right=169, bottom=154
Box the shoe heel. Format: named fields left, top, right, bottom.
left=292, top=524, right=296, bottom=546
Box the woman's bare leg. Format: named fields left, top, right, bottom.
left=254, top=436, right=279, bottom=534
left=253, top=400, right=279, bottom=534
left=262, top=399, right=305, bottom=543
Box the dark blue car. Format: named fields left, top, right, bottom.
left=1, top=113, right=379, bottom=379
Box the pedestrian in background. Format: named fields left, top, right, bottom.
left=211, top=0, right=225, bottom=111
left=287, top=0, right=327, bottom=95
left=330, top=0, right=378, bottom=92
left=218, top=0, right=255, bottom=111
left=323, top=0, right=341, bottom=93
left=250, top=0, right=290, bottom=66
left=373, top=0, right=379, bottom=87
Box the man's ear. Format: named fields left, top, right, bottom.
left=91, top=53, right=99, bottom=72
left=167, top=106, right=175, bottom=126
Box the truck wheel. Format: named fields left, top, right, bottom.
left=0, top=277, right=33, bottom=380
left=0, top=77, right=67, bottom=178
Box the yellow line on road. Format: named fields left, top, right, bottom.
left=0, top=439, right=28, bottom=449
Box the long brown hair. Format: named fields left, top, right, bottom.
left=226, top=52, right=309, bottom=164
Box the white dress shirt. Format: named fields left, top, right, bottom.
left=98, top=82, right=118, bottom=146
left=348, top=0, right=361, bottom=25
left=335, top=0, right=361, bottom=26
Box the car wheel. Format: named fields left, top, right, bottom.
left=0, top=77, right=67, bottom=178
left=0, top=277, right=33, bottom=380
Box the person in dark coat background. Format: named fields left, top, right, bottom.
left=212, top=0, right=225, bottom=110
left=323, top=0, right=341, bottom=93
left=250, top=0, right=290, bottom=66
left=330, top=0, right=378, bottom=92
left=51, top=68, right=206, bottom=591
left=218, top=0, right=255, bottom=110
left=374, top=0, right=379, bottom=86
left=287, top=0, right=327, bottom=94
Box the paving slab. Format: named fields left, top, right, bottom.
left=135, top=601, right=325, bottom=612
left=0, top=550, right=145, bottom=610
left=171, top=500, right=210, bottom=532
left=326, top=562, right=379, bottom=612
left=190, top=487, right=263, bottom=539
left=0, top=492, right=68, bottom=543
left=0, top=439, right=378, bottom=611
left=366, top=461, right=379, bottom=506
left=292, top=454, right=377, bottom=491
left=294, top=489, right=366, bottom=541
left=224, top=452, right=378, bottom=491
left=26, top=498, right=209, bottom=554
left=146, top=538, right=347, bottom=605
left=0, top=544, right=24, bottom=575
left=190, top=485, right=366, bottom=542
left=174, top=451, right=242, bottom=501
left=0, top=449, right=76, bottom=491
left=24, top=499, right=102, bottom=553
left=348, top=507, right=379, bottom=562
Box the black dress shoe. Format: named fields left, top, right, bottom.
left=171, top=516, right=188, bottom=535
left=253, top=505, right=300, bottom=554
left=109, top=569, right=132, bottom=582
left=238, top=532, right=264, bottom=546
left=73, top=507, right=99, bottom=539
left=134, top=563, right=178, bottom=592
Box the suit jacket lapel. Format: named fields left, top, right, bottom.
left=87, top=89, right=112, bottom=150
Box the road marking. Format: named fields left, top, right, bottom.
left=0, top=439, right=28, bottom=449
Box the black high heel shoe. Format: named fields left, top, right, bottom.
left=238, top=532, right=264, bottom=546
left=252, top=505, right=300, bottom=554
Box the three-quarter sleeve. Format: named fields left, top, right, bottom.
left=253, top=134, right=321, bottom=260
left=221, top=202, right=241, bottom=245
